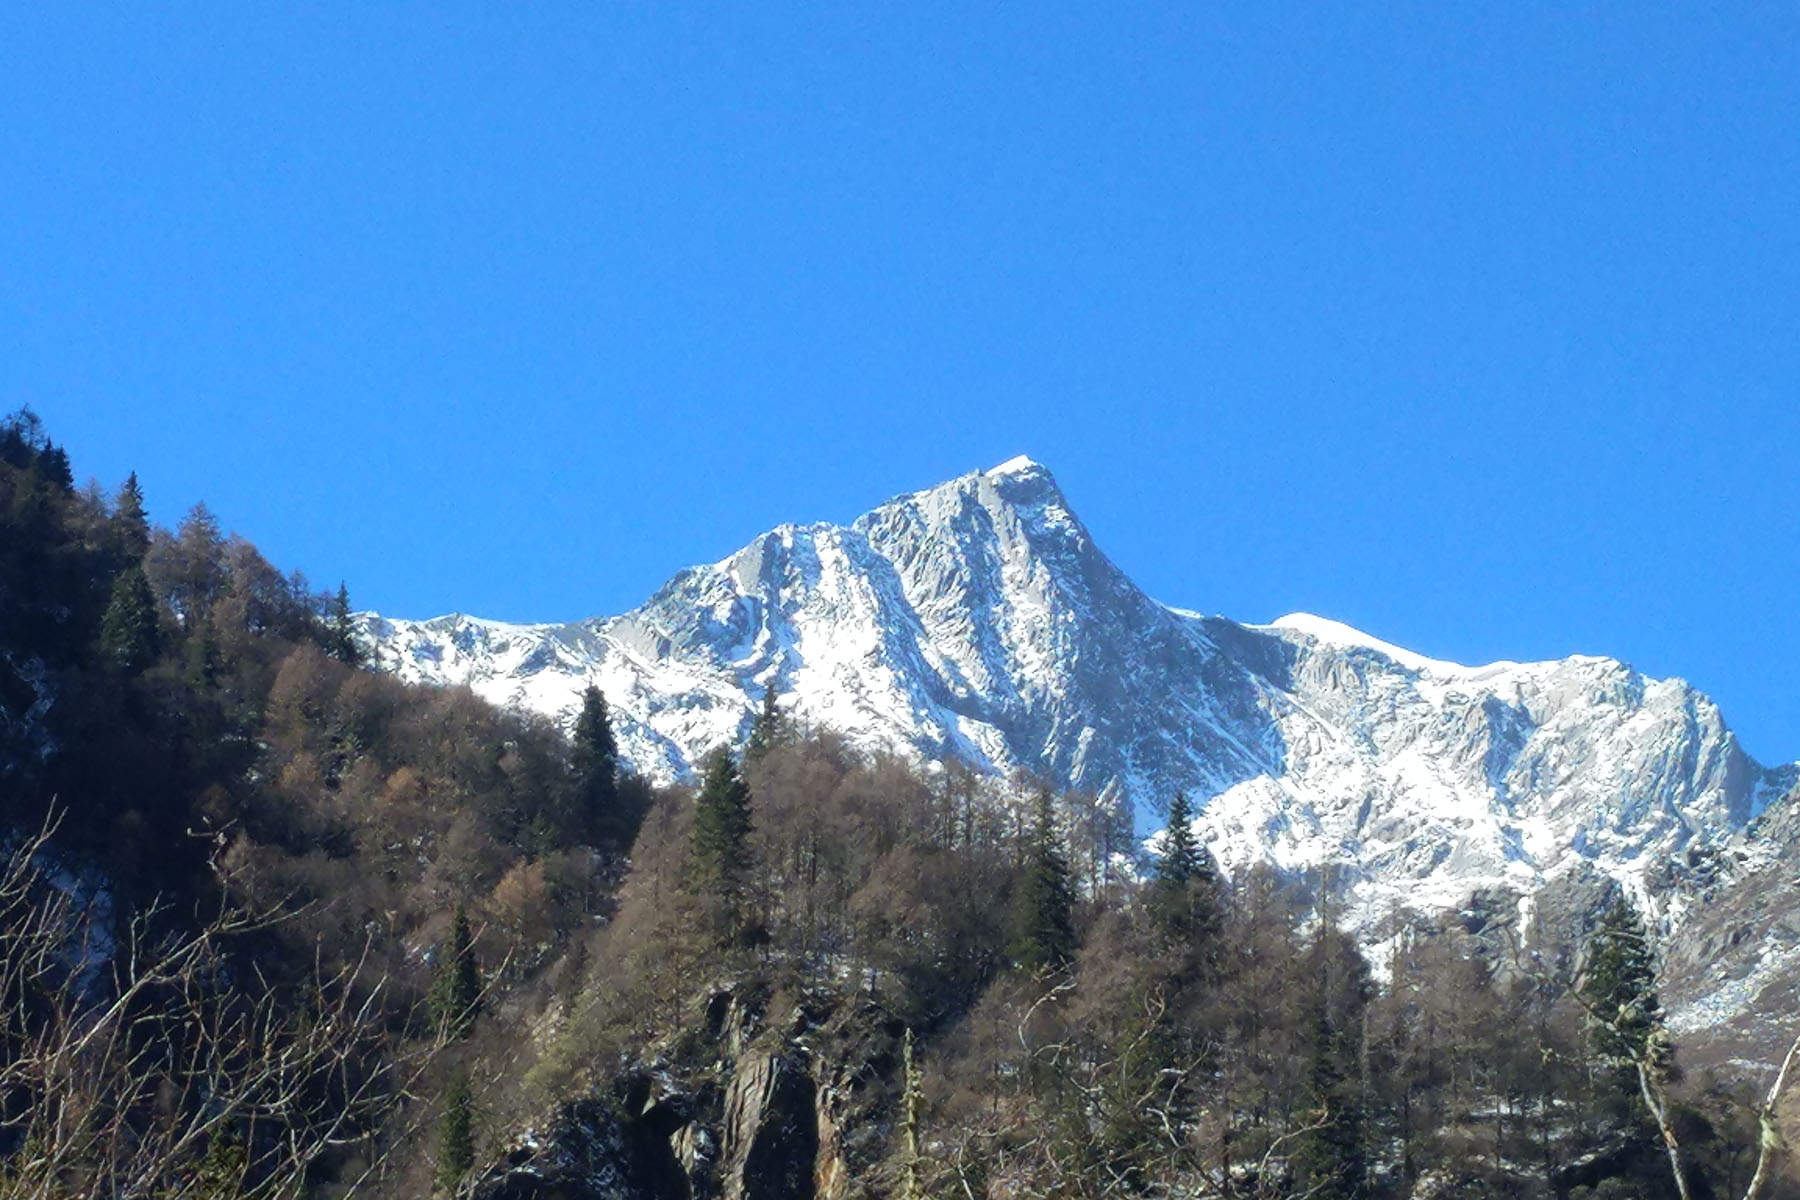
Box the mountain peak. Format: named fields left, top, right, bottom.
left=987, top=454, right=1044, bottom=477
left=857, top=456, right=1079, bottom=557
left=980, top=454, right=1061, bottom=501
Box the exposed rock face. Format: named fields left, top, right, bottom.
left=0, top=651, right=57, bottom=773
left=810, top=1093, right=848, bottom=1200
left=472, top=1098, right=688, bottom=1200
left=1659, top=786, right=1800, bottom=1074
left=719, top=1054, right=818, bottom=1200
left=489, top=987, right=865, bottom=1200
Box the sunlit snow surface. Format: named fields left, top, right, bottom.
left=361, top=458, right=1799, bottom=1057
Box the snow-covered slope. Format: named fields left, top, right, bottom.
left=361, top=457, right=1797, bottom=954
left=364, top=457, right=1288, bottom=804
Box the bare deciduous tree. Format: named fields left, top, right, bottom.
left=0, top=814, right=453, bottom=1199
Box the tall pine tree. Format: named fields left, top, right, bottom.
left=687, top=750, right=754, bottom=936
left=1148, top=790, right=1221, bottom=954
left=428, top=903, right=483, bottom=1040
left=1009, top=789, right=1077, bottom=974
left=1581, top=894, right=1666, bottom=1069
left=572, top=685, right=621, bottom=846
left=1291, top=928, right=1370, bottom=1200
left=184, top=614, right=219, bottom=691
left=111, top=471, right=150, bottom=563
left=325, top=582, right=360, bottom=665
left=97, top=566, right=159, bottom=674
left=744, top=682, right=787, bottom=762
left=1580, top=896, right=1694, bottom=1199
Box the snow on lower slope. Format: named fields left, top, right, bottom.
left=360, top=457, right=1798, bottom=982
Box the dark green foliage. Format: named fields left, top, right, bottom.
left=573, top=685, right=621, bottom=845
left=325, top=581, right=360, bottom=665
left=1293, top=1012, right=1367, bottom=1199
left=189, top=1125, right=248, bottom=1199
left=687, top=750, right=755, bottom=932
left=744, top=681, right=787, bottom=762
left=0, top=407, right=47, bottom=467
left=1009, top=789, right=1077, bottom=973
left=111, top=471, right=150, bottom=563
left=1148, top=790, right=1221, bottom=956
left=185, top=614, right=220, bottom=690
left=1291, top=928, right=1371, bottom=1200
left=1582, top=895, right=1664, bottom=1068
left=429, top=904, right=484, bottom=1039
left=0, top=409, right=110, bottom=663
left=436, top=1069, right=475, bottom=1194
left=0, top=409, right=72, bottom=492
left=97, top=566, right=159, bottom=674
left=39, top=446, right=73, bottom=491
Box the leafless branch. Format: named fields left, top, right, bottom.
left=0, top=810, right=461, bottom=1199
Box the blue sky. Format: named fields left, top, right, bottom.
left=5, top=5, right=1798, bottom=761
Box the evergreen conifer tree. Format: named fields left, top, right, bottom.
left=1148, top=790, right=1221, bottom=953
left=572, top=685, right=620, bottom=845
left=37, top=443, right=72, bottom=492
left=1009, top=789, right=1077, bottom=973
left=1580, top=897, right=1695, bottom=1197
left=98, top=566, right=159, bottom=674
left=428, top=904, right=483, bottom=1039
left=686, top=750, right=754, bottom=933
left=744, top=682, right=787, bottom=762
left=436, top=1069, right=474, bottom=1195
left=112, top=471, right=151, bottom=563
left=1291, top=930, right=1370, bottom=1200
left=1292, top=1005, right=1368, bottom=1200
left=325, top=582, right=360, bottom=665
left=184, top=615, right=219, bottom=691
left=1581, top=895, right=1666, bottom=1068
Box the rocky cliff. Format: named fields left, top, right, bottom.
left=476, top=983, right=890, bottom=1200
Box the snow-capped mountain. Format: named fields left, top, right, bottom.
left=361, top=456, right=1797, bottom=946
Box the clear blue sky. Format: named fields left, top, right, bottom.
left=5, top=5, right=1797, bottom=762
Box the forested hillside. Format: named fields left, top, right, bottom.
left=0, top=409, right=653, bottom=1196
left=0, top=411, right=1793, bottom=1199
